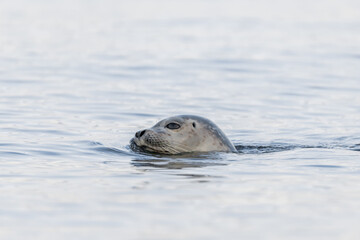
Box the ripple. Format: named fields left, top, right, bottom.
left=0, top=151, right=29, bottom=156
left=302, top=164, right=344, bottom=168
left=0, top=143, right=18, bottom=147
left=28, top=150, right=63, bottom=156
left=2, top=128, right=76, bottom=136
left=233, top=143, right=348, bottom=154
left=235, top=144, right=298, bottom=154
left=93, top=146, right=131, bottom=155
left=123, top=112, right=160, bottom=117
left=131, top=158, right=227, bottom=169
left=349, top=144, right=360, bottom=151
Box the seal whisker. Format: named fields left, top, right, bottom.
left=165, top=141, right=190, bottom=153
left=159, top=143, right=182, bottom=154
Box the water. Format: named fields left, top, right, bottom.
left=1, top=0, right=360, bottom=239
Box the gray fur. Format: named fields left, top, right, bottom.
left=131, top=115, right=236, bottom=154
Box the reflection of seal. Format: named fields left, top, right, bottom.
left=131, top=115, right=236, bottom=154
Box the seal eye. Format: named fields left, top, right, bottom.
left=192, top=122, right=196, bottom=128
left=165, top=122, right=181, bottom=130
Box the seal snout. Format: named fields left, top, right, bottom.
left=135, top=129, right=147, bottom=138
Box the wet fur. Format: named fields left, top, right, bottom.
left=131, top=115, right=236, bottom=154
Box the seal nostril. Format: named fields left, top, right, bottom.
left=136, top=130, right=146, bottom=138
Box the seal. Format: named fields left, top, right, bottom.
left=130, top=115, right=236, bottom=154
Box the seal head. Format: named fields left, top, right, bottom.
left=131, top=115, right=236, bottom=154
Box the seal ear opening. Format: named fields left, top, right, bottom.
left=192, top=122, right=196, bottom=128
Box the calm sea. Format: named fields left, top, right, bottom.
left=1, top=0, right=360, bottom=239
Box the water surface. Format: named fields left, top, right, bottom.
left=1, top=0, right=360, bottom=239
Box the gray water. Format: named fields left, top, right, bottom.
left=1, top=0, right=360, bottom=239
